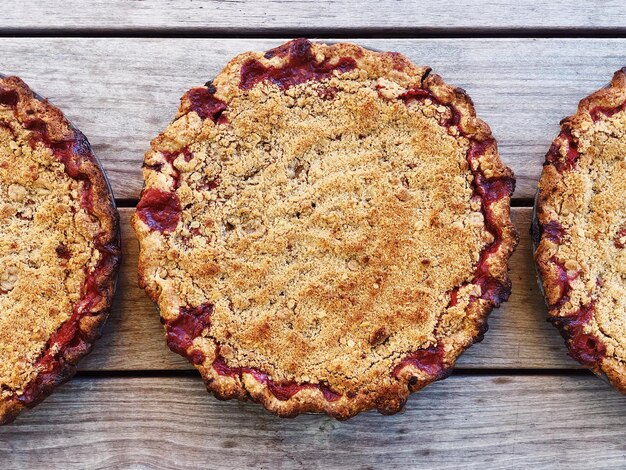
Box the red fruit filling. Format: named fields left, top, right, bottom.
left=55, top=243, right=71, bottom=260
left=160, top=148, right=193, bottom=189
left=198, top=177, right=221, bottom=191
left=548, top=256, right=580, bottom=309
left=468, top=141, right=514, bottom=306
left=447, top=288, right=460, bottom=307
left=549, top=303, right=606, bottom=367
left=240, top=38, right=356, bottom=91
left=187, top=87, right=228, bottom=124
left=399, top=88, right=462, bottom=128
left=212, top=354, right=341, bottom=402
left=393, top=343, right=445, bottom=379
left=136, top=188, right=181, bottom=233
left=615, top=226, right=626, bottom=249
left=165, top=303, right=214, bottom=365
left=590, top=100, right=626, bottom=122
left=0, top=88, right=19, bottom=106
left=317, top=86, right=339, bottom=101
left=542, top=220, right=566, bottom=243
left=545, top=129, right=580, bottom=173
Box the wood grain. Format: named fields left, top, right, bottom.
left=1, top=38, right=625, bottom=200
left=78, top=207, right=579, bottom=372
left=1, top=374, right=625, bottom=468
left=2, top=1, right=626, bottom=32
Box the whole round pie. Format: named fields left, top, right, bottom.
left=0, top=76, right=121, bottom=424
left=133, top=39, right=518, bottom=419
left=534, top=68, right=626, bottom=389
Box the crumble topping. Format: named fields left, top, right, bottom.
left=134, top=39, right=516, bottom=418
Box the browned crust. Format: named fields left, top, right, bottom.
left=0, top=76, right=121, bottom=425
left=134, top=39, right=517, bottom=419
left=534, top=67, right=626, bottom=387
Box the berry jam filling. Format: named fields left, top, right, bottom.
left=164, top=303, right=214, bottom=365
left=549, top=303, right=606, bottom=367
left=469, top=141, right=514, bottom=306
left=211, top=353, right=341, bottom=402
left=161, top=148, right=193, bottom=190
left=447, top=287, right=461, bottom=308
left=51, top=138, right=95, bottom=212
left=615, top=226, right=626, bottom=249
left=198, top=177, right=221, bottom=191
left=399, top=88, right=462, bottom=128
left=547, top=256, right=580, bottom=308
left=136, top=188, right=181, bottom=233
left=187, top=87, right=228, bottom=124
left=542, top=220, right=566, bottom=244
left=317, top=86, right=339, bottom=101
left=55, top=243, right=71, bottom=260
left=393, top=343, right=445, bottom=379
left=240, top=38, right=357, bottom=91
left=589, top=100, right=626, bottom=122
left=0, top=88, right=19, bottom=107
left=545, top=129, right=580, bottom=173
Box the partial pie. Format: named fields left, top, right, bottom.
left=133, top=39, right=518, bottom=419
left=534, top=68, right=626, bottom=389
left=0, top=76, right=121, bottom=424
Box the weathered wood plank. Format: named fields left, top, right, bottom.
left=2, top=1, right=626, bottom=32
left=1, top=38, right=624, bottom=200
left=1, top=375, right=624, bottom=468
left=78, top=207, right=578, bottom=371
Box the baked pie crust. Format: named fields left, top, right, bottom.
left=534, top=68, right=626, bottom=389
left=134, top=39, right=517, bottom=419
left=0, top=76, right=120, bottom=424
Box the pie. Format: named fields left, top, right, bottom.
left=133, top=39, right=518, bottom=419
left=534, top=67, right=626, bottom=389
left=0, top=76, right=121, bottom=424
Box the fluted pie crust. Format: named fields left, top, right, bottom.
left=133, top=39, right=518, bottom=419
left=0, top=77, right=120, bottom=424
left=534, top=68, right=626, bottom=390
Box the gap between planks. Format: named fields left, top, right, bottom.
left=78, top=207, right=580, bottom=372
left=2, top=27, right=626, bottom=39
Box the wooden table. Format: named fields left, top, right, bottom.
left=1, top=1, right=626, bottom=468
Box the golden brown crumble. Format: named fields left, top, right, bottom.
left=134, top=39, right=517, bottom=418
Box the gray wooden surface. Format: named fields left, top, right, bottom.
left=2, top=375, right=626, bottom=469
left=1, top=2, right=625, bottom=469
left=3, top=1, right=626, bottom=32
